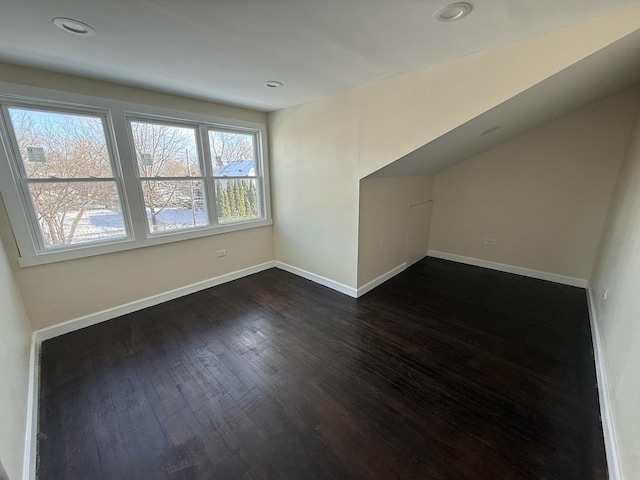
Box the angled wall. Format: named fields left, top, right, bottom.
left=269, top=7, right=640, bottom=290
left=358, top=175, right=433, bottom=288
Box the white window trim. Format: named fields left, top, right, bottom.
left=0, top=81, right=272, bottom=267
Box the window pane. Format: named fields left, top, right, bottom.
left=210, top=130, right=255, bottom=177
left=27, top=181, right=127, bottom=247
left=130, top=121, right=201, bottom=177
left=141, top=180, right=208, bottom=233
left=8, top=107, right=114, bottom=179
left=215, top=178, right=260, bottom=224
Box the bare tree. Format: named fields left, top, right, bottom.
left=209, top=131, right=254, bottom=167
left=10, top=109, right=119, bottom=246
left=129, top=121, right=198, bottom=229
left=9, top=111, right=260, bottom=245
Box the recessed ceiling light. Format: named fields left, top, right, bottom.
left=263, top=81, right=284, bottom=88
left=52, top=17, right=96, bottom=37
left=433, top=3, right=473, bottom=23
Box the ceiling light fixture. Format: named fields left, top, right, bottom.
left=433, top=3, right=473, bottom=23
left=52, top=17, right=96, bottom=36
left=263, top=81, right=284, bottom=88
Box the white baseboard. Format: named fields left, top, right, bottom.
left=273, top=261, right=358, bottom=298
left=22, top=339, right=39, bottom=480
left=33, top=260, right=364, bottom=343
left=33, top=261, right=276, bottom=343
left=586, top=288, right=622, bottom=480
left=423, top=251, right=618, bottom=477
left=25, top=260, right=362, bottom=477
left=21, top=257, right=611, bottom=479
left=18, top=258, right=397, bottom=479
left=26, top=260, right=278, bottom=479
left=357, top=263, right=407, bottom=297
left=427, top=250, right=588, bottom=288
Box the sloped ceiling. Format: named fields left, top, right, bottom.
left=1, top=0, right=640, bottom=112
left=368, top=28, right=640, bottom=178
left=2, top=1, right=640, bottom=178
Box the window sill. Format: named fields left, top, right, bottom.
left=17, top=218, right=274, bottom=267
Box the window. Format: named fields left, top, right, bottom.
left=0, top=84, right=271, bottom=266
left=5, top=106, right=129, bottom=249
left=210, top=129, right=261, bottom=224
left=129, top=120, right=207, bottom=233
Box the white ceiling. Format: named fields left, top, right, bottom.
left=1, top=0, right=640, bottom=112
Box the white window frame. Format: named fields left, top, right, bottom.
left=1, top=100, right=134, bottom=252
left=0, top=82, right=272, bottom=267
left=126, top=115, right=211, bottom=236
left=208, top=126, right=265, bottom=226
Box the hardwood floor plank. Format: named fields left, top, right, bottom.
left=37, top=258, right=607, bottom=479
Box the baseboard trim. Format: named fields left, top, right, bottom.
left=357, top=263, right=407, bottom=297
left=33, top=261, right=276, bottom=343
left=586, top=288, right=622, bottom=480
left=23, top=338, right=39, bottom=480
left=25, top=261, right=278, bottom=479
left=20, top=257, right=608, bottom=479
left=17, top=258, right=397, bottom=479
left=427, top=250, right=588, bottom=288
left=273, top=261, right=358, bottom=298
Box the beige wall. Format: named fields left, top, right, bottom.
left=269, top=91, right=361, bottom=287
left=0, top=12, right=637, bottom=480
left=0, top=62, right=265, bottom=124
left=270, top=9, right=640, bottom=290
left=0, top=198, right=273, bottom=329
left=590, top=99, right=640, bottom=480
left=355, top=5, right=640, bottom=178
left=429, top=89, right=639, bottom=280
left=0, top=204, right=32, bottom=480
left=358, top=176, right=433, bottom=287
left=0, top=64, right=274, bottom=330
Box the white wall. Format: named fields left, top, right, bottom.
left=0, top=63, right=274, bottom=330
left=590, top=97, right=640, bottom=480
left=358, top=175, right=433, bottom=287
left=269, top=9, right=640, bottom=290
left=0, top=207, right=32, bottom=480
left=429, top=89, right=638, bottom=280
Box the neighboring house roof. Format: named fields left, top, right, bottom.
left=214, top=160, right=255, bottom=177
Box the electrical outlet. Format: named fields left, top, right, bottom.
left=483, top=239, right=495, bottom=245
left=602, top=288, right=608, bottom=300
left=216, top=249, right=226, bottom=258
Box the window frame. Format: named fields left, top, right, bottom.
left=2, top=101, right=134, bottom=252
left=0, top=82, right=272, bottom=267
left=127, top=116, right=211, bottom=236
left=208, top=126, right=264, bottom=226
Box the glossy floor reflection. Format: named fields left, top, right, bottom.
left=38, top=258, right=607, bottom=479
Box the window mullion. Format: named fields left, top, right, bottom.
left=0, top=104, right=45, bottom=255
left=257, top=129, right=271, bottom=220
left=200, top=124, right=219, bottom=226
left=0, top=83, right=271, bottom=267
left=111, top=108, right=148, bottom=241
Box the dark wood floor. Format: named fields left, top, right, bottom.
left=37, top=257, right=607, bottom=480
